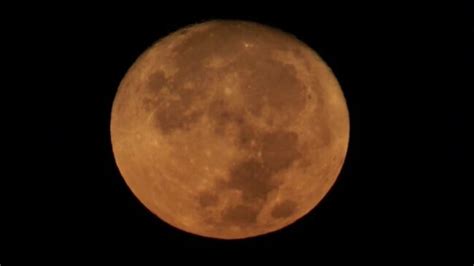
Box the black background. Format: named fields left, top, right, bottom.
left=5, top=3, right=471, bottom=254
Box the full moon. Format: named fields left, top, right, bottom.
left=110, top=20, right=349, bottom=239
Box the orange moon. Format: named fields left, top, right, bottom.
left=110, top=20, right=349, bottom=239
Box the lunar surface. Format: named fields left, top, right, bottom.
left=110, top=20, right=349, bottom=239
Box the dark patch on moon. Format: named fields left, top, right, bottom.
left=146, top=66, right=214, bottom=135
left=221, top=204, right=259, bottom=225
left=147, top=70, right=167, bottom=93
left=146, top=70, right=205, bottom=134
left=228, top=159, right=276, bottom=202
left=222, top=128, right=301, bottom=226
left=198, top=191, right=219, bottom=208
left=237, top=124, right=259, bottom=149
left=261, top=130, right=301, bottom=173
left=154, top=102, right=202, bottom=134
left=239, top=58, right=307, bottom=116
left=271, top=200, right=297, bottom=219
left=208, top=98, right=246, bottom=135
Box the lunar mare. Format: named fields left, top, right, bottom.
left=111, top=20, right=349, bottom=239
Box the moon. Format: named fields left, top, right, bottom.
left=110, top=20, right=349, bottom=239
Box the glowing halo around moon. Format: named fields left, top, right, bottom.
left=110, top=20, right=349, bottom=239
